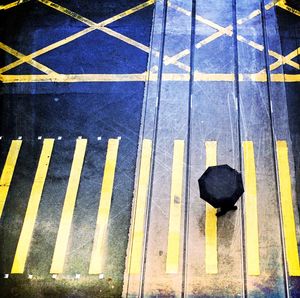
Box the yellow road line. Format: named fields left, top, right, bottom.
left=195, top=30, right=226, bottom=49
left=167, top=1, right=288, bottom=72
left=270, top=47, right=300, bottom=71
left=0, top=0, right=154, bottom=74
left=39, top=0, right=151, bottom=54
left=276, top=0, right=300, bottom=17
left=0, top=0, right=31, bottom=10
left=242, top=141, right=260, bottom=276
left=164, top=49, right=190, bottom=66
left=237, top=9, right=261, bottom=25
left=99, top=0, right=155, bottom=27
left=50, top=139, right=87, bottom=274
left=38, top=0, right=96, bottom=27
left=2, top=73, right=300, bottom=83
left=265, top=1, right=275, bottom=10
left=166, top=140, right=184, bottom=274
left=0, top=73, right=148, bottom=83
left=89, top=139, right=119, bottom=274
left=237, top=36, right=264, bottom=51
left=127, top=139, right=152, bottom=275
left=169, top=2, right=232, bottom=35
left=172, top=60, right=190, bottom=72
left=99, top=27, right=150, bottom=53
left=0, top=1, right=19, bottom=10
left=11, top=139, right=54, bottom=274
left=162, top=55, right=190, bottom=72
left=0, top=42, right=57, bottom=75
left=205, top=141, right=217, bottom=274
left=276, top=141, right=300, bottom=276
left=0, top=140, right=22, bottom=219
left=0, top=27, right=95, bottom=75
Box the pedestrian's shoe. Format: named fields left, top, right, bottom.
left=216, top=209, right=227, bottom=217
left=216, top=205, right=238, bottom=217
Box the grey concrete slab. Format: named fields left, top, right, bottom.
left=124, top=0, right=300, bottom=297
left=142, top=0, right=192, bottom=295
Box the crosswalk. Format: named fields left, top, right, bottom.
left=126, top=138, right=300, bottom=280
left=0, top=138, right=299, bottom=279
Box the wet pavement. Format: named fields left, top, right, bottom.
left=0, top=0, right=300, bottom=297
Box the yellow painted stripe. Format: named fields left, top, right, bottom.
left=166, top=140, right=184, bottom=274
left=38, top=0, right=151, bottom=54
left=99, top=27, right=150, bottom=53
left=276, top=1, right=300, bottom=17
left=0, top=1, right=19, bottom=10
left=168, top=2, right=285, bottom=73
left=38, top=0, right=96, bottom=27
left=205, top=141, right=218, bottom=274
left=0, top=0, right=154, bottom=74
left=2, top=73, right=300, bottom=83
left=237, top=9, right=261, bottom=25
left=0, top=140, right=22, bottom=219
left=99, top=0, right=155, bottom=27
left=0, top=73, right=148, bottom=83
left=265, top=1, right=275, bottom=10
left=89, top=139, right=120, bottom=274
left=170, top=2, right=232, bottom=35
left=270, top=47, right=300, bottom=71
left=0, top=42, right=57, bottom=75
left=276, top=141, right=300, bottom=276
left=165, top=49, right=190, bottom=66
left=128, top=139, right=152, bottom=275
left=0, top=0, right=31, bottom=10
left=11, top=139, right=54, bottom=274
left=50, top=139, right=87, bottom=274
left=243, top=141, right=260, bottom=275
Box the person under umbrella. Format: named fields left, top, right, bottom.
left=198, top=164, right=244, bottom=217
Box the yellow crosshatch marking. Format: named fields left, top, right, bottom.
left=243, top=141, right=260, bottom=276
left=0, top=140, right=22, bottom=219
left=205, top=141, right=218, bottom=274
left=0, top=0, right=299, bottom=82
left=127, top=139, right=152, bottom=275
left=165, top=1, right=297, bottom=73
left=276, top=141, right=300, bottom=276
left=11, top=139, right=54, bottom=274
left=0, top=42, right=57, bottom=75
left=50, top=139, right=87, bottom=274
left=0, top=0, right=156, bottom=75
left=89, top=138, right=120, bottom=274
left=38, top=0, right=152, bottom=54
left=166, top=140, right=184, bottom=274
left=269, top=46, right=300, bottom=71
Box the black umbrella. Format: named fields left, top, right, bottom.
left=198, top=164, right=244, bottom=209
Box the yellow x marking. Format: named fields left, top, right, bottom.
left=0, top=42, right=57, bottom=75
left=165, top=1, right=299, bottom=73
left=269, top=47, right=300, bottom=71
left=38, top=0, right=153, bottom=54
left=0, top=0, right=156, bottom=75
left=1, top=0, right=300, bottom=82
left=165, top=1, right=295, bottom=73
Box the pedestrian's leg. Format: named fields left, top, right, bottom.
left=216, top=208, right=228, bottom=217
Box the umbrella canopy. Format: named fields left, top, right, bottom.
left=198, top=164, right=244, bottom=208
